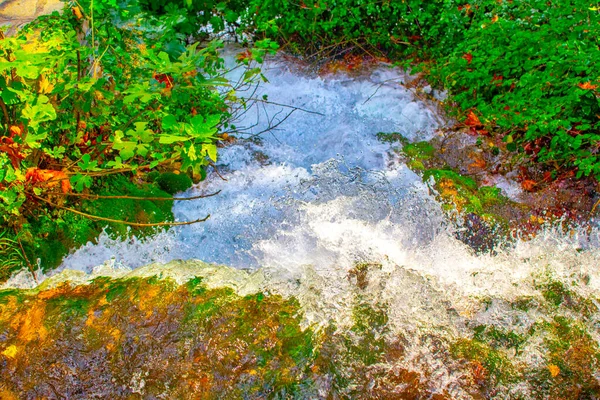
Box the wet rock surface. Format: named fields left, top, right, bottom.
left=0, top=0, right=62, bottom=34
left=0, top=274, right=447, bottom=399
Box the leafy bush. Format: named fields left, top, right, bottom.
left=0, top=1, right=276, bottom=276
left=137, top=0, right=246, bottom=38
left=243, top=0, right=600, bottom=179
left=430, top=1, right=600, bottom=178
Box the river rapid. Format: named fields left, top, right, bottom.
left=5, top=49, right=600, bottom=398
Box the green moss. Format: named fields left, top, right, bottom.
left=5, top=174, right=177, bottom=279
left=0, top=275, right=319, bottom=398
left=403, top=141, right=435, bottom=161
left=538, top=280, right=598, bottom=316
left=346, top=298, right=389, bottom=366
left=376, top=131, right=409, bottom=145
left=423, top=169, right=478, bottom=191
left=155, top=172, right=193, bottom=195
left=541, top=281, right=569, bottom=307
left=45, top=296, right=93, bottom=324
left=529, top=317, right=600, bottom=398
left=86, top=174, right=174, bottom=238
left=451, top=338, right=517, bottom=384
left=511, top=296, right=538, bottom=312
left=472, top=325, right=527, bottom=352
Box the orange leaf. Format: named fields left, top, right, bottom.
left=578, top=82, right=598, bottom=90
left=26, top=168, right=71, bottom=193
left=72, top=6, right=83, bottom=20
left=521, top=179, right=537, bottom=192
left=548, top=364, right=560, bottom=377
left=9, top=126, right=21, bottom=136
left=469, top=158, right=486, bottom=169
left=465, top=111, right=482, bottom=127
left=236, top=50, right=253, bottom=62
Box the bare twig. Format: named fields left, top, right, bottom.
left=209, top=163, right=228, bottom=181
left=30, top=193, right=210, bottom=227
left=13, top=227, right=37, bottom=284
left=61, top=190, right=221, bottom=201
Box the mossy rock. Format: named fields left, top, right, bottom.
left=156, top=172, right=193, bottom=195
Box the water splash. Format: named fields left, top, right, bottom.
left=6, top=51, right=600, bottom=397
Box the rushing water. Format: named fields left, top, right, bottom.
left=6, top=50, right=600, bottom=397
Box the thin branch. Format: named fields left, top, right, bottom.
left=60, top=190, right=221, bottom=201
left=209, top=162, right=228, bottom=181
left=0, top=97, right=10, bottom=127
left=30, top=193, right=210, bottom=227
left=245, top=98, right=325, bottom=116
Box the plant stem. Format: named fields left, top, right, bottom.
left=30, top=193, right=210, bottom=227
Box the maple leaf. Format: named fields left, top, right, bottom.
left=548, top=364, right=560, bottom=378
left=0, top=144, right=24, bottom=168
left=153, top=73, right=174, bottom=89
left=465, top=111, right=482, bottom=127
left=578, top=82, right=598, bottom=90
left=236, top=49, right=253, bottom=62
left=463, top=53, right=473, bottom=64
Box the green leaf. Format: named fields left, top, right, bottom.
left=113, top=141, right=137, bottom=160
left=4, top=166, right=17, bottom=183
left=70, top=174, right=92, bottom=192
left=77, top=153, right=99, bottom=171
left=162, top=114, right=178, bottom=130
left=21, top=95, right=57, bottom=130
left=202, top=143, right=217, bottom=162
left=159, top=135, right=190, bottom=144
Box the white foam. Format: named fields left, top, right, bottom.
left=5, top=50, right=600, bottom=397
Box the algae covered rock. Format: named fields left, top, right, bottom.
left=0, top=274, right=317, bottom=398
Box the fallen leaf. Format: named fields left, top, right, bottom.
left=521, top=179, right=536, bottom=192
left=463, top=52, right=473, bottom=64
left=548, top=364, right=560, bottom=377
left=9, top=126, right=21, bottom=136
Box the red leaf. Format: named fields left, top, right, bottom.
left=0, top=144, right=24, bottom=168
left=153, top=73, right=173, bottom=89
left=465, top=111, right=482, bottom=127
left=521, top=179, right=537, bottom=192
left=463, top=53, right=473, bottom=64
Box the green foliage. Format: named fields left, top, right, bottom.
left=136, top=0, right=247, bottom=39
left=423, top=168, right=504, bottom=215
left=0, top=230, right=26, bottom=281
left=244, top=0, right=600, bottom=178
left=0, top=1, right=277, bottom=276
left=430, top=1, right=600, bottom=178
